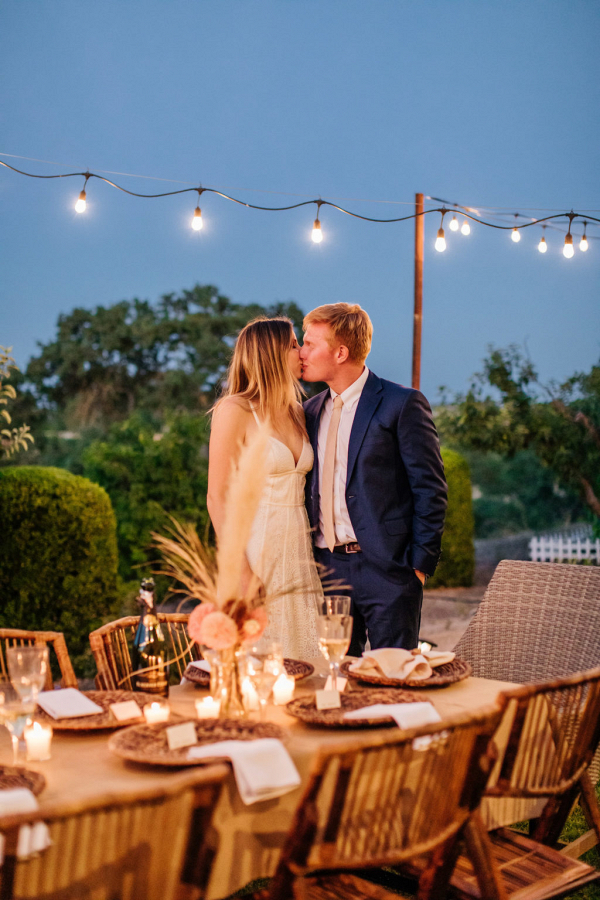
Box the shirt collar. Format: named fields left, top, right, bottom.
left=330, top=366, right=369, bottom=410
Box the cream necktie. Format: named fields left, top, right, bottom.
left=321, top=395, right=344, bottom=551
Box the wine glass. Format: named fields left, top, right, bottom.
left=242, top=643, right=284, bottom=719
left=317, top=595, right=352, bottom=690
left=0, top=684, right=34, bottom=764
left=6, top=646, right=49, bottom=705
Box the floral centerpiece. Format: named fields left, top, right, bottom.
left=152, top=425, right=271, bottom=715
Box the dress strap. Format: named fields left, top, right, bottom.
left=249, top=404, right=261, bottom=426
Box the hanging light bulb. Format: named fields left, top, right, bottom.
left=563, top=233, right=574, bottom=258
left=311, top=218, right=323, bottom=243
left=191, top=206, right=203, bottom=230
left=461, top=218, right=470, bottom=235
left=580, top=223, right=588, bottom=252
left=538, top=235, right=547, bottom=253
left=511, top=227, right=521, bottom=243
left=435, top=227, right=446, bottom=252
left=449, top=215, right=459, bottom=231
left=75, top=189, right=87, bottom=213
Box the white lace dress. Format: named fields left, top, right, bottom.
left=245, top=432, right=323, bottom=659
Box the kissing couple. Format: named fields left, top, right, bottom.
left=207, top=303, right=448, bottom=660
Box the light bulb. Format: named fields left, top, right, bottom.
left=449, top=215, right=459, bottom=231
left=511, top=227, right=521, bottom=243
left=75, top=190, right=87, bottom=213
left=461, top=219, right=470, bottom=235
left=563, top=234, right=574, bottom=258
left=580, top=235, right=588, bottom=252
left=538, top=236, right=547, bottom=253
left=434, top=227, right=446, bottom=252
left=311, top=219, right=322, bottom=243
left=191, top=206, right=203, bottom=231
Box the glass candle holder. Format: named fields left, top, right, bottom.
left=24, top=720, right=53, bottom=761
left=143, top=700, right=170, bottom=724
left=195, top=697, right=221, bottom=719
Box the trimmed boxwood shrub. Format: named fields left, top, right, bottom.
left=0, top=467, right=119, bottom=675
left=427, top=448, right=475, bottom=588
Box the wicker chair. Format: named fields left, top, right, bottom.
left=251, top=707, right=504, bottom=900
left=0, top=765, right=228, bottom=900
left=0, top=629, right=77, bottom=690
left=89, top=613, right=201, bottom=690
left=448, top=667, right=600, bottom=899
left=455, top=560, right=600, bottom=853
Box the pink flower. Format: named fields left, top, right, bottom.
left=188, top=602, right=217, bottom=644
left=199, top=611, right=239, bottom=650
left=241, top=607, right=268, bottom=644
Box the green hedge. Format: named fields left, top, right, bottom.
left=0, top=467, right=119, bottom=675
left=428, top=448, right=475, bottom=588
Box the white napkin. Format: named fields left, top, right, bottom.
left=189, top=660, right=211, bottom=673
left=0, top=789, right=51, bottom=863
left=37, top=689, right=103, bottom=719
left=343, top=701, right=442, bottom=729
left=187, top=739, right=301, bottom=805
left=349, top=648, right=455, bottom=682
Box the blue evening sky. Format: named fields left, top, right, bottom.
left=1, top=1, right=598, bottom=401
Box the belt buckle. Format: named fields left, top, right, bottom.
left=345, top=542, right=360, bottom=554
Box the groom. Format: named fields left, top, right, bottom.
left=300, top=303, right=447, bottom=655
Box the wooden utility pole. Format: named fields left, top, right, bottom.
left=412, top=192, right=424, bottom=390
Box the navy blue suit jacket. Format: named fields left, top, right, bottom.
left=304, top=370, right=447, bottom=579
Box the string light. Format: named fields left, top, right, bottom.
left=449, top=214, right=459, bottom=232
left=0, top=159, right=597, bottom=257
left=435, top=210, right=447, bottom=252
left=538, top=226, right=547, bottom=253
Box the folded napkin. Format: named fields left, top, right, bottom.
left=188, top=739, right=301, bottom=805
left=343, top=701, right=442, bottom=730
left=189, top=660, right=211, bottom=673
left=349, top=648, right=455, bottom=682
left=37, top=688, right=103, bottom=719
left=0, top=789, right=51, bottom=863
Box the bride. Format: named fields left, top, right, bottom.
left=207, top=317, right=322, bottom=658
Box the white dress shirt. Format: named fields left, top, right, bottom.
left=315, top=366, right=370, bottom=548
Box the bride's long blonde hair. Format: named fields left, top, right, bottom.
left=216, top=317, right=306, bottom=437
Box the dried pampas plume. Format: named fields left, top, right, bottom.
left=216, top=422, right=270, bottom=604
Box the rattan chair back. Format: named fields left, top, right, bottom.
left=0, top=766, right=227, bottom=900
left=266, top=707, right=503, bottom=900
left=0, top=629, right=77, bottom=690
left=89, top=613, right=200, bottom=690
left=489, top=667, right=600, bottom=799
left=454, top=560, right=600, bottom=684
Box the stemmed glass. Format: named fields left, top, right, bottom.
left=242, top=643, right=284, bottom=720
left=0, top=684, right=34, bottom=764
left=6, top=646, right=49, bottom=706
left=316, top=596, right=353, bottom=691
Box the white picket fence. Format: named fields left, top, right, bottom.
left=529, top=526, right=600, bottom=564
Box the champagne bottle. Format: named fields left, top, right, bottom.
left=131, top=578, right=168, bottom=695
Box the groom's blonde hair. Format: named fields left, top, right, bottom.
left=303, top=303, right=372, bottom=363
left=215, top=317, right=306, bottom=438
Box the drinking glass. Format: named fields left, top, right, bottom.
left=6, top=646, right=49, bottom=705
left=317, top=595, right=353, bottom=690
left=0, top=684, right=34, bottom=764
left=242, top=643, right=284, bottom=719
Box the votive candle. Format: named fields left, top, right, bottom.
left=143, top=701, right=170, bottom=724
left=24, top=721, right=53, bottom=761
left=272, top=672, right=295, bottom=705
left=195, top=697, right=221, bottom=719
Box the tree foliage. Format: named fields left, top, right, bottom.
left=437, top=348, right=600, bottom=523
left=0, top=347, right=34, bottom=458
left=24, top=285, right=306, bottom=429
left=428, top=448, right=475, bottom=587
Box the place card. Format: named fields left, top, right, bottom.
left=315, top=689, right=341, bottom=710
left=324, top=675, right=347, bottom=692
left=166, top=721, right=198, bottom=751
left=109, top=700, right=142, bottom=722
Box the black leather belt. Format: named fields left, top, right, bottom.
left=333, top=542, right=361, bottom=554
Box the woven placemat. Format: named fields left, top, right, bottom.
left=285, top=688, right=425, bottom=728
left=108, top=718, right=284, bottom=767
left=341, top=657, right=472, bottom=688
left=36, top=690, right=170, bottom=731
left=184, top=658, right=315, bottom=687
left=0, top=765, right=46, bottom=796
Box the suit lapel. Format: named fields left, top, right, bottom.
left=306, top=390, right=329, bottom=501
left=346, top=371, right=384, bottom=485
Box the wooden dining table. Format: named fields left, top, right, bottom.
left=0, top=660, right=543, bottom=900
